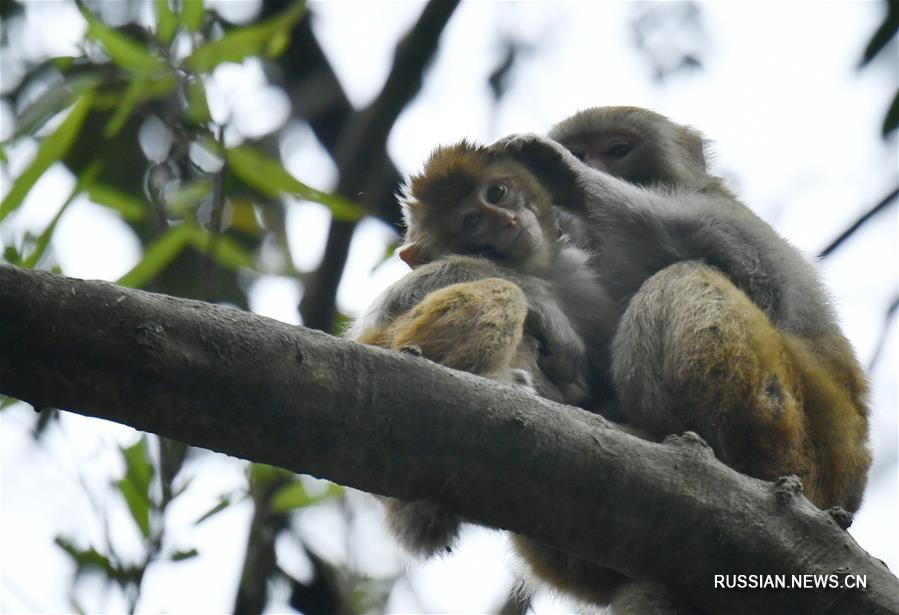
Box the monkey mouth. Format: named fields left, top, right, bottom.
left=503, top=226, right=530, bottom=256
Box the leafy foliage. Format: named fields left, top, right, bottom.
left=1, top=0, right=355, bottom=293
left=0, top=1, right=375, bottom=611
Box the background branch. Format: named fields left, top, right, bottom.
left=1, top=265, right=896, bottom=615
left=296, top=0, right=462, bottom=331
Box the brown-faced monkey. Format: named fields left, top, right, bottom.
left=351, top=254, right=591, bottom=556
left=397, top=141, right=618, bottom=409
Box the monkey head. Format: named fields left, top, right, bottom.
left=549, top=106, right=710, bottom=190
left=398, top=141, right=560, bottom=276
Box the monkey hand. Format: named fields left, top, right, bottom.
left=525, top=306, right=586, bottom=385
left=490, top=133, right=586, bottom=208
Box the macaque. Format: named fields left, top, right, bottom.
left=356, top=272, right=528, bottom=555
left=397, top=141, right=617, bottom=409
left=352, top=255, right=591, bottom=555
left=388, top=107, right=870, bottom=611
left=500, top=106, right=870, bottom=512
left=354, top=254, right=591, bottom=407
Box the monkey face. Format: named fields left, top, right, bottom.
left=562, top=128, right=644, bottom=176
left=399, top=151, right=557, bottom=274
left=443, top=172, right=550, bottom=269
left=549, top=106, right=707, bottom=188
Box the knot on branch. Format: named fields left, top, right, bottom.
left=827, top=506, right=854, bottom=530
left=663, top=430, right=712, bottom=453
left=772, top=475, right=803, bottom=502
left=400, top=344, right=423, bottom=357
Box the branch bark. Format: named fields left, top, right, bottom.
left=1, top=265, right=896, bottom=615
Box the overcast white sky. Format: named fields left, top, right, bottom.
left=1, top=1, right=897, bottom=613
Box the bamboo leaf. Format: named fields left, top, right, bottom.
left=171, top=548, right=199, bottom=561
left=0, top=91, right=95, bottom=223
left=103, top=75, right=177, bottom=137
left=85, top=183, right=148, bottom=222
left=225, top=145, right=363, bottom=221
left=194, top=496, right=231, bottom=525
left=185, top=78, right=211, bottom=124
left=181, top=0, right=205, bottom=33
left=116, top=437, right=154, bottom=539
left=80, top=6, right=168, bottom=75
left=155, top=0, right=178, bottom=45
left=117, top=224, right=194, bottom=288
left=10, top=74, right=100, bottom=141
left=186, top=225, right=255, bottom=270
left=183, top=1, right=306, bottom=72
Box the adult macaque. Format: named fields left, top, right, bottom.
left=496, top=106, right=870, bottom=512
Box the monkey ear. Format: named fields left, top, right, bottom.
left=398, top=242, right=431, bottom=269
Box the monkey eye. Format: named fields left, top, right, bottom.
left=485, top=183, right=507, bottom=204
left=606, top=142, right=632, bottom=159
left=462, top=213, right=482, bottom=231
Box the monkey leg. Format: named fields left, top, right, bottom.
left=385, top=277, right=529, bottom=378
left=611, top=261, right=869, bottom=510
left=359, top=278, right=535, bottom=557
left=512, top=535, right=627, bottom=607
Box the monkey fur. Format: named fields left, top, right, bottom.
left=360, top=107, right=870, bottom=611
left=352, top=257, right=588, bottom=557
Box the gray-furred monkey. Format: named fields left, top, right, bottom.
left=501, top=107, right=870, bottom=512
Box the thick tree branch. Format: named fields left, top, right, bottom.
left=1, top=265, right=896, bottom=615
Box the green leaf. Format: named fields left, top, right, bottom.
left=270, top=481, right=313, bottom=512
left=10, top=73, right=100, bottom=141
left=272, top=481, right=341, bottom=513
left=0, top=91, right=95, bottom=223
left=185, top=78, right=212, bottom=124
left=170, top=548, right=199, bottom=561
left=81, top=5, right=169, bottom=75
left=85, top=182, right=148, bottom=222
left=117, top=437, right=154, bottom=538
left=188, top=228, right=255, bottom=270
left=23, top=162, right=103, bottom=268
left=22, top=194, right=73, bottom=268
left=194, top=496, right=231, bottom=525
left=183, top=1, right=306, bottom=72
left=181, top=0, right=205, bottom=33
left=3, top=246, right=22, bottom=265
left=103, top=75, right=177, bottom=137
left=225, top=145, right=363, bottom=221
left=117, top=223, right=194, bottom=288
left=229, top=199, right=262, bottom=236
left=155, top=0, right=178, bottom=45
left=55, top=537, right=124, bottom=582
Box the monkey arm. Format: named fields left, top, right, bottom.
left=493, top=134, right=828, bottom=333
left=521, top=287, right=586, bottom=385
left=353, top=255, right=588, bottom=389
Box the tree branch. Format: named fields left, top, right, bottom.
left=1, top=265, right=896, bottom=615
left=299, top=0, right=462, bottom=331
left=818, top=186, right=899, bottom=258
